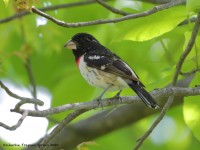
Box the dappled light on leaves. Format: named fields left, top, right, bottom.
left=123, top=6, right=186, bottom=41
left=0, top=0, right=200, bottom=150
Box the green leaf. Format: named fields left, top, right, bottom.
left=120, top=6, right=186, bottom=41
left=183, top=72, right=200, bottom=141
left=186, top=0, right=200, bottom=13
left=3, top=0, right=9, bottom=6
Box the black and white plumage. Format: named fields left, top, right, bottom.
left=64, top=33, right=160, bottom=109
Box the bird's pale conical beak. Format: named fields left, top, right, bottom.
left=64, top=40, right=77, bottom=50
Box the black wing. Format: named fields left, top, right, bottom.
left=84, top=48, right=141, bottom=84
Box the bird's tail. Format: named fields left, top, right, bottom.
left=128, top=83, right=160, bottom=109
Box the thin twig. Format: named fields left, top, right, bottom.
left=0, top=81, right=44, bottom=106
left=32, top=79, right=192, bottom=150
left=95, top=0, right=130, bottom=16
left=140, top=0, right=186, bottom=4
left=178, top=17, right=197, bottom=26
left=172, top=11, right=200, bottom=86
left=38, top=109, right=88, bottom=150
left=0, top=110, right=29, bottom=130
left=25, top=58, right=37, bottom=100
left=134, top=11, right=200, bottom=150
left=10, top=86, right=200, bottom=117
left=31, top=0, right=185, bottom=28
left=25, top=58, right=38, bottom=110
left=134, top=96, right=174, bottom=150
left=194, top=44, right=199, bottom=71
left=0, top=0, right=103, bottom=24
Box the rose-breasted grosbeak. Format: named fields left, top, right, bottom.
left=64, top=33, right=160, bottom=109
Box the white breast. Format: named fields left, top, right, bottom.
left=78, top=55, right=129, bottom=91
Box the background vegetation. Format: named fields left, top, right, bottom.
left=0, top=0, right=200, bottom=150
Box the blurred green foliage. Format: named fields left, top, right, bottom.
left=0, top=0, right=200, bottom=150
left=186, top=0, right=200, bottom=13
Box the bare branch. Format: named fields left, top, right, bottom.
left=178, top=17, right=197, bottom=26
left=0, top=110, right=29, bottom=130
left=134, top=11, right=200, bottom=150
left=0, top=81, right=44, bottom=106
left=25, top=58, right=37, bottom=100
left=172, top=12, right=200, bottom=86
left=25, top=58, right=39, bottom=110
left=0, top=0, right=101, bottom=24
left=140, top=0, right=186, bottom=4
left=31, top=0, right=185, bottom=28
left=39, top=109, right=88, bottom=150
left=134, top=96, right=174, bottom=150
left=10, top=86, right=200, bottom=117
left=95, top=0, right=130, bottom=16
left=38, top=90, right=190, bottom=149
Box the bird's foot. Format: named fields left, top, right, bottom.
left=112, top=90, right=122, bottom=103
left=93, top=85, right=112, bottom=110
left=110, top=90, right=122, bottom=108
left=93, top=96, right=104, bottom=110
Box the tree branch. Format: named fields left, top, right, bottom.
left=172, top=12, right=200, bottom=86
left=10, top=86, right=200, bottom=117
left=0, top=110, right=29, bottom=130
left=39, top=91, right=189, bottom=149
left=178, top=16, right=197, bottom=26
left=28, top=75, right=194, bottom=150
left=25, top=58, right=38, bottom=110
left=0, top=75, right=195, bottom=148
left=140, top=0, right=186, bottom=4
left=134, top=11, right=200, bottom=150
left=31, top=0, right=185, bottom=28
left=25, top=58, right=37, bottom=101
left=0, top=81, right=44, bottom=107
left=95, top=0, right=130, bottom=16
left=0, top=0, right=102, bottom=24
left=39, top=109, right=88, bottom=150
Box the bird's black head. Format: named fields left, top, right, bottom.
left=64, top=33, right=100, bottom=59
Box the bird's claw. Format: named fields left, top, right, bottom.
left=93, top=97, right=104, bottom=110
left=113, top=90, right=122, bottom=103
left=110, top=90, right=122, bottom=108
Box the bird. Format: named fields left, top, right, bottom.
left=64, top=33, right=160, bottom=109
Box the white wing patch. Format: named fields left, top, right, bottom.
left=88, top=55, right=102, bottom=60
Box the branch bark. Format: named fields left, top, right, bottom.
left=25, top=75, right=195, bottom=150
left=0, top=81, right=44, bottom=107
left=0, top=110, right=29, bottom=131
left=31, top=0, right=185, bottom=28
left=10, top=86, right=199, bottom=117
left=95, top=0, right=130, bottom=16
left=140, top=0, right=186, bottom=4
left=41, top=86, right=192, bottom=150
left=0, top=0, right=101, bottom=24
left=39, top=109, right=88, bottom=150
